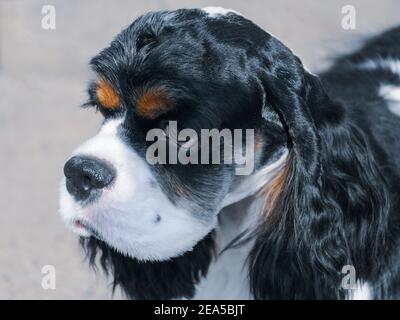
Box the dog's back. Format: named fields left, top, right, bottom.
left=317, top=28, right=400, bottom=299
left=321, top=26, right=400, bottom=175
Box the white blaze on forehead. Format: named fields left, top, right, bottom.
left=71, top=118, right=141, bottom=204
left=202, top=6, right=240, bottom=17
left=73, top=118, right=125, bottom=159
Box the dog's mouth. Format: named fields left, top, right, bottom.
left=72, top=219, right=102, bottom=240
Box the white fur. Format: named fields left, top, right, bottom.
left=202, top=7, right=240, bottom=18
left=379, top=84, right=400, bottom=116
left=221, top=149, right=288, bottom=208
left=358, top=59, right=400, bottom=116
left=193, top=233, right=253, bottom=299
left=351, top=282, right=372, bottom=300
left=359, top=58, right=400, bottom=75
left=194, top=192, right=265, bottom=299
left=59, top=117, right=216, bottom=261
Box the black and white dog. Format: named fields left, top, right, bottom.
left=59, top=7, right=400, bottom=299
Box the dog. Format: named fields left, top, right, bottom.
left=59, top=7, right=400, bottom=299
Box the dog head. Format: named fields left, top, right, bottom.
left=60, top=8, right=291, bottom=261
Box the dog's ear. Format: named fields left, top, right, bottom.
left=249, top=56, right=390, bottom=299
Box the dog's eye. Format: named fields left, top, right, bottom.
left=162, top=121, right=198, bottom=150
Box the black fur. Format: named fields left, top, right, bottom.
left=80, top=10, right=400, bottom=299
left=81, top=232, right=215, bottom=299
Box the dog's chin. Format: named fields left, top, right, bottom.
left=60, top=197, right=215, bottom=262
left=65, top=215, right=214, bottom=261
left=71, top=219, right=103, bottom=239
left=80, top=232, right=216, bottom=299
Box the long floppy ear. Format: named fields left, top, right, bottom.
left=249, top=57, right=390, bottom=299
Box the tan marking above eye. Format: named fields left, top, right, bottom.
left=96, top=79, right=120, bottom=110
left=136, top=87, right=174, bottom=119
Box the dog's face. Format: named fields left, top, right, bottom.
left=59, top=8, right=290, bottom=261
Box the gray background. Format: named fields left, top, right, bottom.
left=0, top=0, right=399, bottom=299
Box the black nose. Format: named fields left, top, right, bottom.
left=64, top=156, right=116, bottom=201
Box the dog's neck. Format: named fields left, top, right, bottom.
left=194, top=195, right=265, bottom=299
left=216, top=148, right=288, bottom=246
left=193, top=150, right=289, bottom=299
left=216, top=194, right=262, bottom=249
